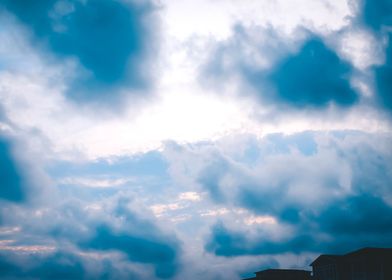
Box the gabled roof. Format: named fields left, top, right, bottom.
left=345, top=247, right=392, bottom=258
left=345, top=247, right=392, bottom=257
left=310, top=247, right=392, bottom=266
left=255, top=268, right=311, bottom=275
left=310, top=254, right=342, bottom=266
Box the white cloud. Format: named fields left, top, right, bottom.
left=200, top=208, right=229, bottom=217
left=338, top=29, right=382, bottom=70
left=58, top=177, right=132, bottom=188
left=0, top=240, right=55, bottom=253
left=0, top=227, right=21, bottom=235
left=244, top=215, right=277, bottom=226
left=178, top=192, right=201, bottom=201
left=1, top=3, right=391, bottom=163
left=161, top=0, right=352, bottom=41
left=150, top=203, right=183, bottom=216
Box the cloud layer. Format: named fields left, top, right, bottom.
left=0, top=0, right=392, bottom=279
left=2, top=0, right=156, bottom=103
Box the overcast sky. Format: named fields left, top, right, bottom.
left=0, top=0, right=392, bottom=279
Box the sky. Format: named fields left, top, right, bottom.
left=0, top=0, right=392, bottom=279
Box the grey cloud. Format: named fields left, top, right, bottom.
left=162, top=131, right=392, bottom=257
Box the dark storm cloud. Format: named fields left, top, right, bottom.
left=2, top=0, right=155, bottom=103
left=205, top=222, right=316, bottom=257
left=263, top=38, right=357, bottom=107
left=358, top=0, right=392, bottom=113
left=0, top=251, right=85, bottom=280
left=82, top=225, right=179, bottom=278
left=0, top=186, right=181, bottom=279
left=172, top=131, right=392, bottom=257
left=318, top=194, right=392, bottom=236
left=203, top=25, right=358, bottom=108
left=194, top=133, right=349, bottom=223
left=0, top=136, right=25, bottom=202
left=77, top=201, right=180, bottom=278
left=205, top=193, right=392, bottom=257
left=373, top=34, right=392, bottom=112
left=197, top=157, right=230, bottom=203
left=6, top=197, right=180, bottom=278
left=206, top=174, right=392, bottom=257
left=0, top=249, right=143, bottom=279
left=237, top=185, right=299, bottom=223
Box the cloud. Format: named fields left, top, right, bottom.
left=82, top=225, right=179, bottom=278
left=373, top=34, right=392, bottom=113
left=194, top=132, right=354, bottom=217
left=161, top=131, right=392, bottom=259
left=206, top=192, right=392, bottom=258
left=197, top=156, right=230, bottom=204
left=205, top=222, right=316, bottom=257
left=163, top=0, right=351, bottom=41
left=0, top=248, right=150, bottom=279
left=0, top=177, right=182, bottom=279
left=0, top=251, right=85, bottom=279
left=355, top=0, right=392, bottom=114
left=178, top=192, right=201, bottom=202
left=0, top=136, right=25, bottom=202
left=1, top=129, right=391, bottom=279
left=76, top=199, right=182, bottom=279
left=319, top=194, right=392, bottom=236
left=263, top=38, right=357, bottom=107
left=237, top=34, right=358, bottom=108
left=203, top=23, right=359, bottom=109
left=1, top=0, right=156, bottom=103
left=0, top=1, right=392, bottom=279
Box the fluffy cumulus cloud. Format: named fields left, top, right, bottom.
left=162, top=132, right=392, bottom=258
left=1, top=0, right=392, bottom=279
left=0, top=192, right=181, bottom=279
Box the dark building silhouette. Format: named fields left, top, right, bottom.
left=311, top=254, right=348, bottom=280
left=242, top=247, right=392, bottom=280
left=243, top=269, right=312, bottom=280
left=311, top=247, right=392, bottom=280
